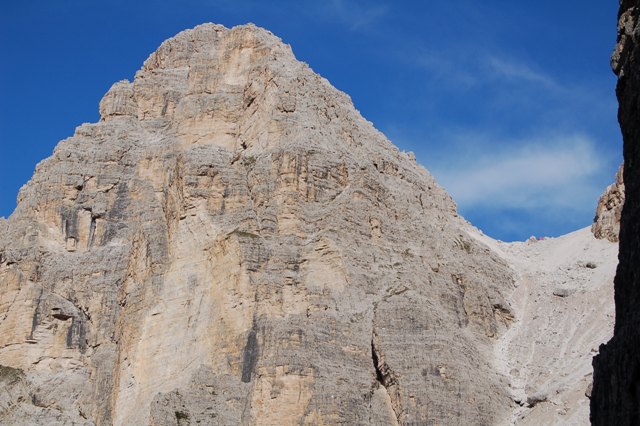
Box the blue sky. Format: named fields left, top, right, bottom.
left=0, top=0, right=621, bottom=241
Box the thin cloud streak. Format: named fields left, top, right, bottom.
left=484, top=55, right=558, bottom=88
left=413, top=51, right=479, bottom=88
left=411, top=49, right=562, bottom=92
left=313, top=0, right=390, bottom=32
left=430, top=134, right=605, bottom=213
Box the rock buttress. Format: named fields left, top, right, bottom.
left=592, top=2, right=640, bottom=424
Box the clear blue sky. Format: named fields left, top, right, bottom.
left=0, top=0, right=621, bottom=241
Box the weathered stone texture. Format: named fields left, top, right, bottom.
left=591, top=1, right=640, bottom=424
left=592, top=164, right=624, bottom=242
left=0, top=24, right=518, bottom=425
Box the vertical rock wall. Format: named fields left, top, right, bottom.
left=591, top=1, right=640, bottom=424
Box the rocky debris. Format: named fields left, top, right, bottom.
left=469, top=226, right=617, bottom=426
left=592, top=1, right=640, bottom=424
left=0, top=364, right=92, bottom=425
left=526, top=391, right=548, bottom=408
left=0, top=23, right=516, bottom=425
left=592, top=164, right=624, bottom=242
left=552, top=288, right=574, bottom=298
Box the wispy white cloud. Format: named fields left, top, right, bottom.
left=413, top=51, right=479, bottom=88
left=387, top=42, right=619, bottom=239
left=483, top=55, right=557, bottom=88
left=311, top=0, right=390, bottom=32
left=410, top=49, right=562, bottom=93
left=429, top=133, right=606, bottom=213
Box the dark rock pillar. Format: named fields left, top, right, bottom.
left=591, top=1, right=640, bottom=424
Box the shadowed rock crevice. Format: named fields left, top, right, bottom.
left=371, top=333, right=402, bottom=424
left=371, top=337, right=397, bottom=389
left=241, top=321, right=259, bottom=383
left=87, top=216, right=97, bottom=248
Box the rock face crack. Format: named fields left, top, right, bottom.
left=371, top=338, right=396, bottom=388
left=371, top=333, right=402, bottom=424
left=88, top=216, right=97, bottom=248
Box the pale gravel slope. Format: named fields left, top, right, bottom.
left=467, top=226, right=617, bottom=425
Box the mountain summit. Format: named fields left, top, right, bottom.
left=0, top=24, right=616, bottom=425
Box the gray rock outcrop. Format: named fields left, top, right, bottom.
left=592, top=164, right=624, bottom=242
left=0, top=23, right=518, bottom=425
left=591, top=1, right=640, bottom=424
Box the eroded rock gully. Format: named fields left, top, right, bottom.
left=0, top=23, right=618, bottom=425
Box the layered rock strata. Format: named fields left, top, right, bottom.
left=592, top=1, right=640, bottom=424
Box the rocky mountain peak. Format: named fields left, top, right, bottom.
left=98, top=23, right=368, bottom=155
left=0, top=23, right=505, bottom=425
left=0, top=23, right=618, bottom=426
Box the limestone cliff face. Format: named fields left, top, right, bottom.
left=591, top=1, right=640, bottom=424
left=0, top=24, right=517, bottom=425
left=592, top=164, right=624, bottom=242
